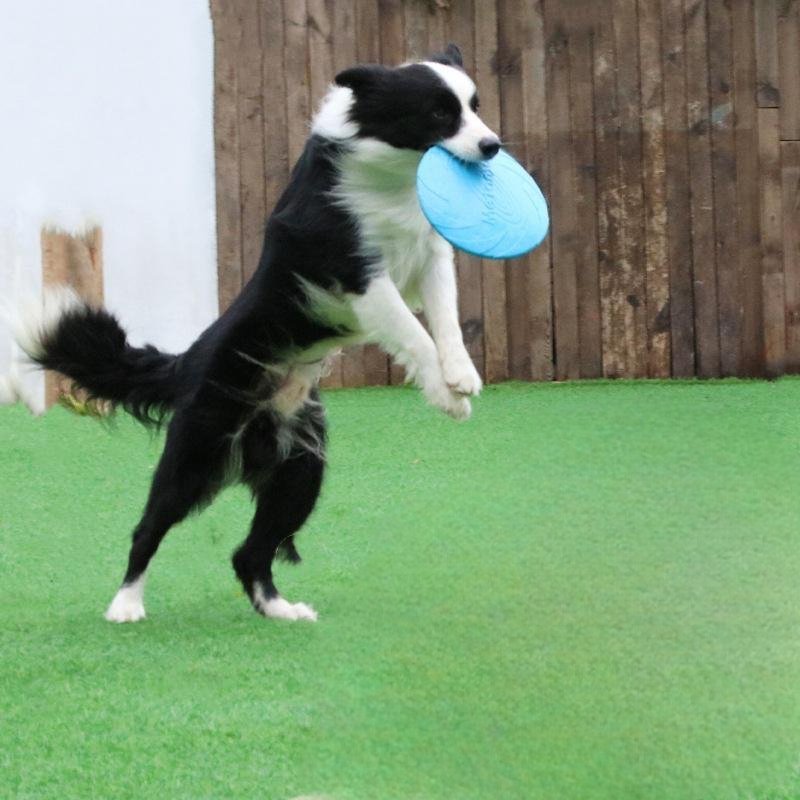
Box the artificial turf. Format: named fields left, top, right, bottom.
left=2, top=379, right=800, bottom=799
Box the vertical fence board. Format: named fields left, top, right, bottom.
left=448, top=0, right=487, bottom=380
left=260, top=0, right=289, bottom=220
left=755, top=0, right=781, bottom=107
left=759, top=107, right=785, bottom=375
left=237, top=2, right=266, bottom=286
left=662, top=0, right=696, bottom=377
left=475, top=0, right=509, bottom=382
left=778, top=0, right=800, bottom=140
left=522, top=0, right=554, bottom=381
left=638, top=0, right=670, bottom=377
left=284, top=0, right=310, bottom=168
left=546, top=6, right=580, bottom=380
left=685, top=0, right=720, bottom=377
left=783, top=141, right=800, bottom=371
left=498, top=0, right=532, bottom=379
left=613, top=0, right=648, bottom=376
left=733, top=0, right=764, bottom=376
left=594, top=4, right=626, bottom=377
left=212, top=0, right=243, bottom=312
left=567, top=3, right=602, bottom=378
left=708, top=0, right=741, bottom=376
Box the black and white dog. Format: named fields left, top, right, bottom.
left=7, top=44, right=500, bottom=623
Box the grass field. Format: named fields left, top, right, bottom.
left=2, top=379, right=800, bottom=799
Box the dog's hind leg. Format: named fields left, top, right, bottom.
left=232, top=441, right=325, bottom=622
left=105, top=414, right=227, bottom=623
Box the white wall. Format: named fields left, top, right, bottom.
left=0, top=0, right=217, bottom=410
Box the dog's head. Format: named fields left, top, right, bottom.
left=317, top=44, right=500, bottom=162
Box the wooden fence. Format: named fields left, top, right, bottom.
left=211, top=0, right=800, bottom=385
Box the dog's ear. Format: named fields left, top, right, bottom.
left=429, top=43, right=464, bottom=69
left=334, top=64, right=386, bottom=93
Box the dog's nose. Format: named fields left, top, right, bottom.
left=479, top=137, right=501, bottom=159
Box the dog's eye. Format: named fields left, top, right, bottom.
left=470, top=94, right=480, bottom=112
left=432, top=108, right=449, bottom=121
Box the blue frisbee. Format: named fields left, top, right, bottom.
left=416, top=146, right=549, bottom=260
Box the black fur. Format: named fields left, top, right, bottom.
left=335, top=63, right=465, bottom=150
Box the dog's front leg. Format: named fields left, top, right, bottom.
left=421, top=247, right=483, bottom=397
left=349, top=274, right=471, bottom=419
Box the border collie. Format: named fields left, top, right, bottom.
left=6, top=44, right=500, bottom=623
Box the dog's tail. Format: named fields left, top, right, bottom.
left=4, top=287, right=180, bottom=426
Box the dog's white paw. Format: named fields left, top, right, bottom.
left=423, top=374, right=472, bottom=420
left=254, top=590, right=318, bottom=622
left=105, top=586, right=146, bottom=623
left=440, top=350, right=482, bottom=396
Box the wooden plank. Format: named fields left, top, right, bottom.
left=685, top=0, right=720, bottom=377
left=755, top=0, right=781, bottom=107
left=545, top=5, right=579, bottom=380
left=783, top=141, right=800, bottom=371
left=446, top=0, right=487, bottom=381
left=521, top=0, right=553, bottom=381
left=404, top=0, right=429, bottom=61
left=638, top=0, right=671, bottom=377
left=612, top=0, right=647, bottom=377
left=661, top=0, right=695, bottom=377
left=332, top=0, right=357, bottom=72
left=708, top=0, right=741, bottom=377
left=566, top=2, right=601, bottom=378
left=340, top=0, right=379, bottom=388
left=283, top=0, right=310, bottom=168
left=778, top=0, right=800, bottom=140
left=378, top=0, right=405, bottom=66
left=356, top=0, right=380, bottom=63
left=732, top=0, right=765, bottom=376
left=41, top=227, right=103, bottom=407
left=308, top=0, right=334, bottom=110
left=474, top=0, right=509, bottom=382
left=593, top=2, right=626, bottom=378
left=759, top=108, right=785, bottom=375
left=236, top=1, right=266, bottom=286
left=307, top=0, right=347, bottom=389
left=211, top=0, right=243, bottom=313
left=260, top=0, right=289, bottom=219
left=497, top=0, right=532, bottom=379
left=427, top=3, right=447, bottom=55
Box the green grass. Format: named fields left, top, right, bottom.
left=2, top=380, right=800, bottom=800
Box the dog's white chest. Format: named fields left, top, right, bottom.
left=336, top=145, right=444, bottom=303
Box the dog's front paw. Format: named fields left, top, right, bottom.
left=440, top=350, right=482, bottom=396
left=422, top=373, right=472, bottom=420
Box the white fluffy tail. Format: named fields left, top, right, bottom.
left=3, top=285, right=85, bottom=361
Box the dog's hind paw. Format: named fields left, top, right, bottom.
left=104, top=588, right=146, bottom=623
left=253, top=587, right=318, bottom=622
left=105, top=577, right=147, bottom=623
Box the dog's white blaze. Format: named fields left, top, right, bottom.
left=423, top=61, right=499, bottom=162
left=105, top=574, right=147, bottom=623
left=252, top=584, right=318, bottom=621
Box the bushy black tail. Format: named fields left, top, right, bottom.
left=14, top=288, right=181, bottom=426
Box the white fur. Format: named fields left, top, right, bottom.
left=0, top=367, right=45, bottom=414
left=348, top=275, right=471, bottom=420
left=4, top=285, right=84, bottom=361
left=423, top=62, right=499, bottom=162
left=105, top=574, right=147, bottom=623
left=253, top=584, right=318, bottom=622
left=311, top=85, right=358, bottom=140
